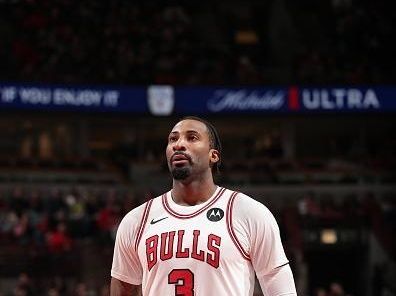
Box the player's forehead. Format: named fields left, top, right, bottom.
left=169, top=119, right=208, bottom=136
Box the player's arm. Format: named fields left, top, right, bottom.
left=111, top=205, right=147, bottom=295
left=258, top=263, right=296, bottom=296
left=233, top=195, right=297, bottom=295
left=251, top=204, right=297, bottom=295
left=110, top=278, right=142, bottom=296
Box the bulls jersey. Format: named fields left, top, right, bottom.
left=111, top=187, right=289, bottom=295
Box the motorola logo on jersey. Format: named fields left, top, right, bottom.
left=207, top=208, right=224, bottom=222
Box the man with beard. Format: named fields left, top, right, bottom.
left=110, top=116, right=297, bottom=296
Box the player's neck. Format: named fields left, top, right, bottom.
left=171, top=178, right=217, bottom=206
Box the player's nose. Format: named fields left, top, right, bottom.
left=172, top=138, right=187, bottom=151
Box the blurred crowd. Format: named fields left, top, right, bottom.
left=312, top=282, right=352, bottom=296
left=0, top=187, right=144, bottom=295
left=0, top=274, right=355, bottom=296
left=0, top=187, right=144, bottom=249
left=0, top=0, right=393, bottom=85
left=0, top=183, right=394, bottom=253
left=288, top=0, right=394, bottom=84
left=0, top=272, right=109, bottom=296
left=0, top=272, right=354, bottom=296
left=294, top=192, right=396, bottom=252
left=1, top=184, right=394, bottom=246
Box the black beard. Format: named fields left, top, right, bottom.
left=172, top=167, right=191, bottom=180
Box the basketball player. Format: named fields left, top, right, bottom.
left=111, top=117, right=297, bottom=296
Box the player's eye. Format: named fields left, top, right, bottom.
left=188, top=135, right=198, bottom=141
left=168, top=136, right=178, bottom=142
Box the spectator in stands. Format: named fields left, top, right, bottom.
left=314, top=287, right=328, bottom=296
left=99, top=284, right=110, bottom=296
left=46, top=222, right=72, bottom=254
left=96, top=196, right=122, bottom=243
left=46, top=288, right=60, bottom=296
left=9, top=187, right=28, bottom=217
left=12, top=212, right=29, bottom=244
left=13, top=273, right=35, bottom=296
left=74, top=282, right=88, bottom=296
left=48, top=276, right=67, bottom=295
left=11, top=286, right=27, bottom=296
left=0, top=210, right=18, bottom=240
left=328, top=281, right=347, bottom=296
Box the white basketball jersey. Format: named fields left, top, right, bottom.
left=111, top=187, right=289, bottom=296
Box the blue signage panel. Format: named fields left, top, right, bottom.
left=0, top=83, right=147, bottom=113
left=291, top=87, right=396, bottom=113
left=175, top=87, right=289, bottom=114
left=1, top=83, right=396, bottom=114
left=174, top=86, right=396, bottom=114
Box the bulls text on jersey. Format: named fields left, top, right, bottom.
left=145, top=229, right=221, bottom=271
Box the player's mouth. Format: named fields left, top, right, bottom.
left=171, top=152, right=191, bottom=166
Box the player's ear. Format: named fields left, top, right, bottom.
left=210, top=149, right=220, bottom=164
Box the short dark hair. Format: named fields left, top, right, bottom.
left=179, top=116, right=222, bottom=175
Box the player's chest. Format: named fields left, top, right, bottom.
left=138, top=209, right=236, bottom=270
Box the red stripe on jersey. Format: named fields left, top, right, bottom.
left=226, top=192, right=250, bottom=260
left=135, top=198, right=153, bottom=251
left=162, top=187, right=226, bottom=219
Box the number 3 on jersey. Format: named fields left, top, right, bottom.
left=168, top=269, right=194, bottom=296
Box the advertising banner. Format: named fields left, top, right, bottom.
left=1, top=83, right=395, bottom=115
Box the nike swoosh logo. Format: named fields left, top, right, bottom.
left=150, top=217, right=168, bottom=225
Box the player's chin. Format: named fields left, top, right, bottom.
left=171, top=167, right=191, bottom=180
